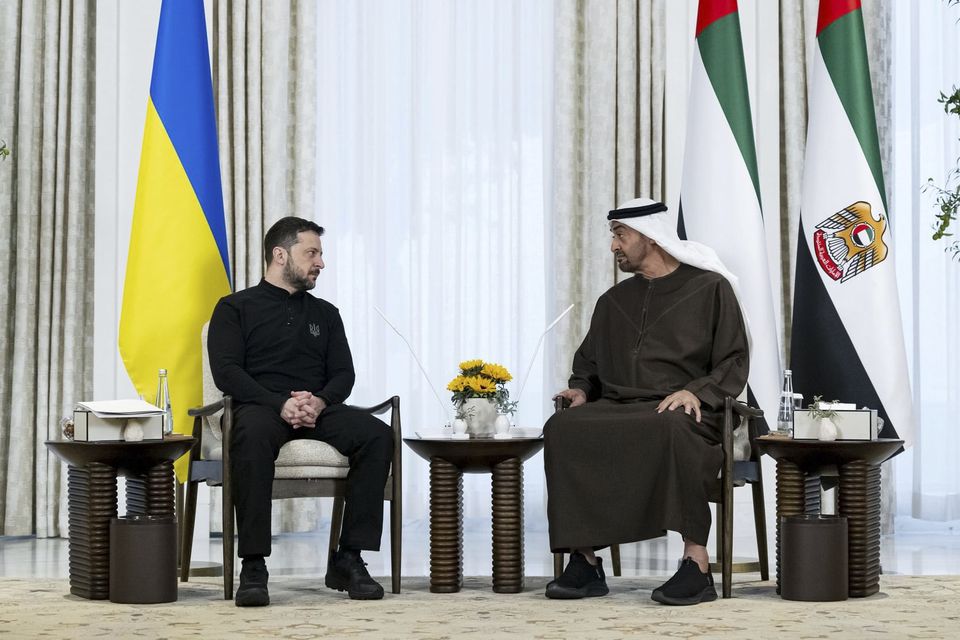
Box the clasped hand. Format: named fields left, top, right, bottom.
left=281, top=391, right=327, bottom=428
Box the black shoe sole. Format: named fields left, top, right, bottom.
left=325, top=574, right=385, bottom=600
left=545, top=580, right=609, bottom=600
left=234, top=586, right=270, bottom=607
left=650, top=585, right=718, bottom=606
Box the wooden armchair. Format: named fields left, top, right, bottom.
left=178, top=326, right=402, bottom=599
left=551, top=396, right=768, bottom=598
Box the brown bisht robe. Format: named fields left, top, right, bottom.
left=545, top=263, right=748, bottom=550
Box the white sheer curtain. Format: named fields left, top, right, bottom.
left=315, top=0, right=554, bottom=543
left=891, top=0, right=960, bottom=525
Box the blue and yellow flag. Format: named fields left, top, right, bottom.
left=119, top=0, right=231, bottom=478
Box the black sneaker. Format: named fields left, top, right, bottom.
left=235, top=557, right=270, bottom=607
left=651, top=557, right=717, bottom=605
left=324, top=549, right=385, bottom=600
left=545, top=552, right=609, bottom=599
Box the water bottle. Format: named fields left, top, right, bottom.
left=777, top=369, right=794, bottom=436
left=155, top=368, right=173, bottom=435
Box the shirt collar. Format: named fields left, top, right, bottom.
left=257, top=278, right=306, bottom=299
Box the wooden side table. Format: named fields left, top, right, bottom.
left=403, top=436, right=544, bottom=593
left=45, top=436, right=194, bottom=599
left=755, top=436, right=902, bottom=598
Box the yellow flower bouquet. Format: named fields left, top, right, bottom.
left=447, top=359, right=518, bottom=416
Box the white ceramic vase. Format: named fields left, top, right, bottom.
left=461, top=398, right=498, bottom=437
left=494, top=415, right=511, bottom=436
left=818, top=417, right=839, bottom=441
left=122, top=422, right=144, bottom=442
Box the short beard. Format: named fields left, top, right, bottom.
left=283, top=260, right=316, bottom=291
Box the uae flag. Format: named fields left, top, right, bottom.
left=791, top=0, right=913, bottom=445
left=679, top=0, right=781, bottom=432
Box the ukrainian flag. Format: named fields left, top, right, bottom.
left=119, top=0, right=231, bottom=478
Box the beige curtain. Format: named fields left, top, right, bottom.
left=209, top=0, right=318, bottom=533
left=549, top=0, right=665, bottom=392
left=779, top=0, right=895, bottom=531
left=0, top=0, right=96, bottom=537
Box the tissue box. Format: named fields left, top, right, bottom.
left=793, top=409, right=878, bottom=441
left=72, top=409, right=165, bottom=442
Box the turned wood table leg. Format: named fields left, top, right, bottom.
left=775, top=460, right=805, bottom=595
left=126, top=460, right=176, bottom=518
left=839, top=460, right=882, bottom=597
left=429, top=457, right=463, bottom=593
left=67, top=462, right=118, bottom=599
left=491, top=457, right=523, bottom=593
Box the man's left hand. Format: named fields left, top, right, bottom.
left=657, top=390, right=701, bottom=423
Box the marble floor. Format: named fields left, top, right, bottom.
left=3, top=516, right=959, bottom=582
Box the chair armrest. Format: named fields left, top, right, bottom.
left=186, top=396, right=230, bottom=464
left=724, top=396, right=766, bottom=463
left=348, top=396, right=402, bottom=472
left=731, top=402, right=763, bottom=421
left=350, top=396, right=397, bottom=416
left=188, top=399, right=225, bottom=418
left=554, top=396, right=569, bottom=413
left=355, top=396, right=404, bottom=503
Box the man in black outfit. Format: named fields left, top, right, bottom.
left=208, top=217, right=393, bottom=607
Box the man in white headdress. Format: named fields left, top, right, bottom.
left=544, top=198, right=749, bottom=605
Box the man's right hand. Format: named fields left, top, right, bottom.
left=553, top=388, right=587, bottom=408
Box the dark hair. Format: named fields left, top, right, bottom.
left=263, top=217, right=325, bottom=265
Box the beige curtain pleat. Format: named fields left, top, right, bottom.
left=550, top=0, right=665, bottom=392
left=209, top=0, right=317, bottom=534
left=0, top=0, right=95, bottom=537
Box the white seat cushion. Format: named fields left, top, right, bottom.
left=274, top=465, right=350, bottom=479
left=274, top=440, right=350, bottom=479
left=276, top=439, right=349, bottom=468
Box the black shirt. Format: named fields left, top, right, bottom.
left=207, top=279, right=356, bottom=413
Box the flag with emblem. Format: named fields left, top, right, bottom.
left=119, top=0, right=232, bottom=477
left=678, top=0, right=781, bottom=431
left=791, top=0, right=913, bottom=445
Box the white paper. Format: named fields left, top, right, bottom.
left=822, top=402, right=857, bottom=411
left=77, top=399, right=165, bottom=418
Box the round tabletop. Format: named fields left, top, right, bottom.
left=403, top=436, right=544, bottom=473
left=45, top=435, right=195, bottom=476
left=755, top=435, right=903, bottom=469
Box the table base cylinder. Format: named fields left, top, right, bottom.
left=429, top=457, right=463, bottom=593
left=839, top=460, right=882, bottom=597
left=492, top=457, right=523, bottom=593
left=67, top=463, right=118, bottom=599
left=109, top=517, right=178, bottom=603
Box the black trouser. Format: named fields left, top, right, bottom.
left=230, top=403, right=393, bottom=558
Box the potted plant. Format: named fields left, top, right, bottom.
left=924, top=1, right=960, bottom=258
left=924, top=87, right=960, bottom=259
left=447, top=359, right=517, bottom=437
left=807, top=395, right=841, bottom=441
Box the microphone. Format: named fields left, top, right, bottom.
left=375, top=303, right=574, bottom=420
left=374, top=306, right=452, bottom=422
left=513, top=304, right=574, bottom=406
